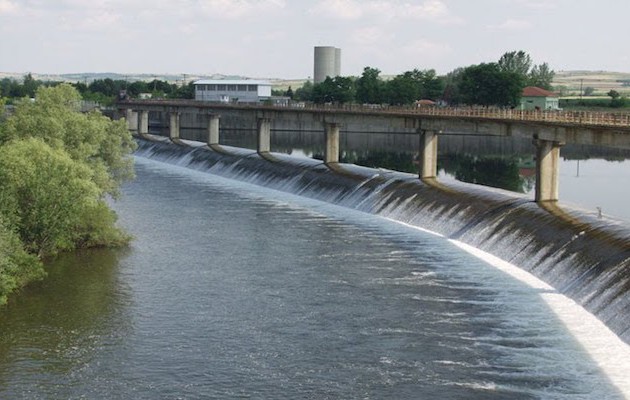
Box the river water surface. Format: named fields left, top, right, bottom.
left=0, top=157, right=628, bottom=399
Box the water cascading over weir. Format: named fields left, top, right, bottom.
left=134, top=137, right=630, bottom=344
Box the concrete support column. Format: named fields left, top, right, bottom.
left=207, top=115, right=220, bottom=146
left=418, top=129, right=438, bottom=179
left=126, top=109, right=138, bottom=132
left=325, top=123, right=340, bottom=164
left=169, top=112, right=180, bottom=140
left=257, top=118, right=272, bottom=153
left=534, top=138, right=563, bottom=202
left=139, top=110, right=149, bottom=135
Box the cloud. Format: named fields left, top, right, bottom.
left=0, top=0, right=19, bottom=15
left=350, top=26, right=395, bottom=47
left=309, top=0, right=461, bottom=23
left=199, top=0, right=286, bottom=19
left=401, top=38, right=451, bottom=59
left=242, top=30, right=287, bottom=44
left=308, top=0, right=363, bottom=19
left=516, top=0, right=559, bottom=10
left=488, top=19, right=533, bottom=31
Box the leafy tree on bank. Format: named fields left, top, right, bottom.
left=0, top=84, right=136, bottom=303
left=356, top=67, right=384, bottom=104
left=417, top=69, right=445, bottom=101
left=528, top=62, right=555, bottom=90
left=0, top=217, right=44, bottom=305
left=312, top=76, right=356, bottom=104
left=293, top=81, right=314, bottom=101
left=384, top=71, right=418, bottom=105
left=498, top=50, right=533, bottom=77
left=0, top=84, right=135, bottom=252
left=459, top=63, right=525, bottom=107
left=442, top=67, right=466, bottom=105
left=498, top=50, right=555, bottom=90
left=1, top=84, right=136, bottom=197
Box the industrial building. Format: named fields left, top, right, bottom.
left=193, top=79, right=272, bottom=103
left=313, top=46, right=341, bottom=84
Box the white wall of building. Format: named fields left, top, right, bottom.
left=194, top=80, right=272, bottom=103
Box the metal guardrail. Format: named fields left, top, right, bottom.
left=119, top=99, right=630, bottom=129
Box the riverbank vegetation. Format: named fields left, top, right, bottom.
left=0, top=84, right=136, bottom=305
left=1, top=74, right=193, bottom=106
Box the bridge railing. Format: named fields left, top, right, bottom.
left=285, top=103, right=630, bottom=128
left=119, top=99, right=630, bottom=128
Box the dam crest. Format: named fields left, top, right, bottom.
left=134, top=136, right=630, bottom=345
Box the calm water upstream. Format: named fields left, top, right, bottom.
left=0, top=157, right=627, bottom=399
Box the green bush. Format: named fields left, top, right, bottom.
left=0, top=84, right=135, bottom=304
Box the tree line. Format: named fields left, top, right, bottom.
left=1, top=74, right=195, bottom=105
left=0, top=84, right=136, bottom=305
left=286, top=50, right=556, bottom=108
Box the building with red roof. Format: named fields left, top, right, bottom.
left=520, top=86, right=560, bottom=110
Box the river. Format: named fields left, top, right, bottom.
left=0, top=156, right=628, bottom=399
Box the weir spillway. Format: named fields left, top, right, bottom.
left=134, top=137, right=630, bottom=345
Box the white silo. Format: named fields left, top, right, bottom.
left=314, top=46, right=341, bottom=84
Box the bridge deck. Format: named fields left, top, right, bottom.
left=118, top=99, right=630, bottom=129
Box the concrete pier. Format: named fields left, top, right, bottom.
left=418, top=129, right=438, bottom=180
left=118, top=100, right=630, bottom=204
left=535, top=139, right=563, bottom=202
left=325, top=123, right=340, bottom=164
left=257, top=118, right=272, bottom=153
left=169, top=112, right=180, bottom=140
left=126, top=109, right=138, bottom=133
left=139, top=110, right=149, bottom=136
left=207, top=115, right=220, bottom=146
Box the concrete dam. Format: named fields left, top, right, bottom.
left=133, top=136, right=630, bottom=346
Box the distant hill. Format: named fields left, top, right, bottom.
left=553, top=71, right=630, bottom=96
left=0, top=72, right=249, bottom=84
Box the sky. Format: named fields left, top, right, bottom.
left=1, top=0, right=629, bottom=79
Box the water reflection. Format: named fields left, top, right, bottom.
left=0, top=248, right=129, bottom=393
left=441, top=154, right=535, bottom=194
left=145, top=127, right=630, bottom=220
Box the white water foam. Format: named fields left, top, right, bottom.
left=449, top=240, right=630, bottom=398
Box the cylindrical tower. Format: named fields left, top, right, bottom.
left=314, top=46, right=341, bottom=84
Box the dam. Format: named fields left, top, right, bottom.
left=1, top=108, right=629, bottom=398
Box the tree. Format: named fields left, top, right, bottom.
left=498, top=50, right=532, bottom=77
left=312, top=76, right=355, bottom=104
left=459, top=63, right=525, bottom=107
left=608, top=89, right=626, bottom=108
left=528, top=63, right=555, bottom=90
left=171, top=82, right=195, bottom=99
left=0, top=138, right=102, bottom=256
left=583, top=86, right=596, bottom=96
left=294, top=81, right=314, bottom=101
left=442, top=67, right=466, bottom=105
left=0, top=217, right=44, bottom=305
left=417, top=69, right=445, bottom=101
left=384, top=71, right=421, bottom=105
left=22, top=73, right=40, bottom=98
left=356, top=66, right=384, bottom=104
left=1, top=84, right=136, bottom=197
